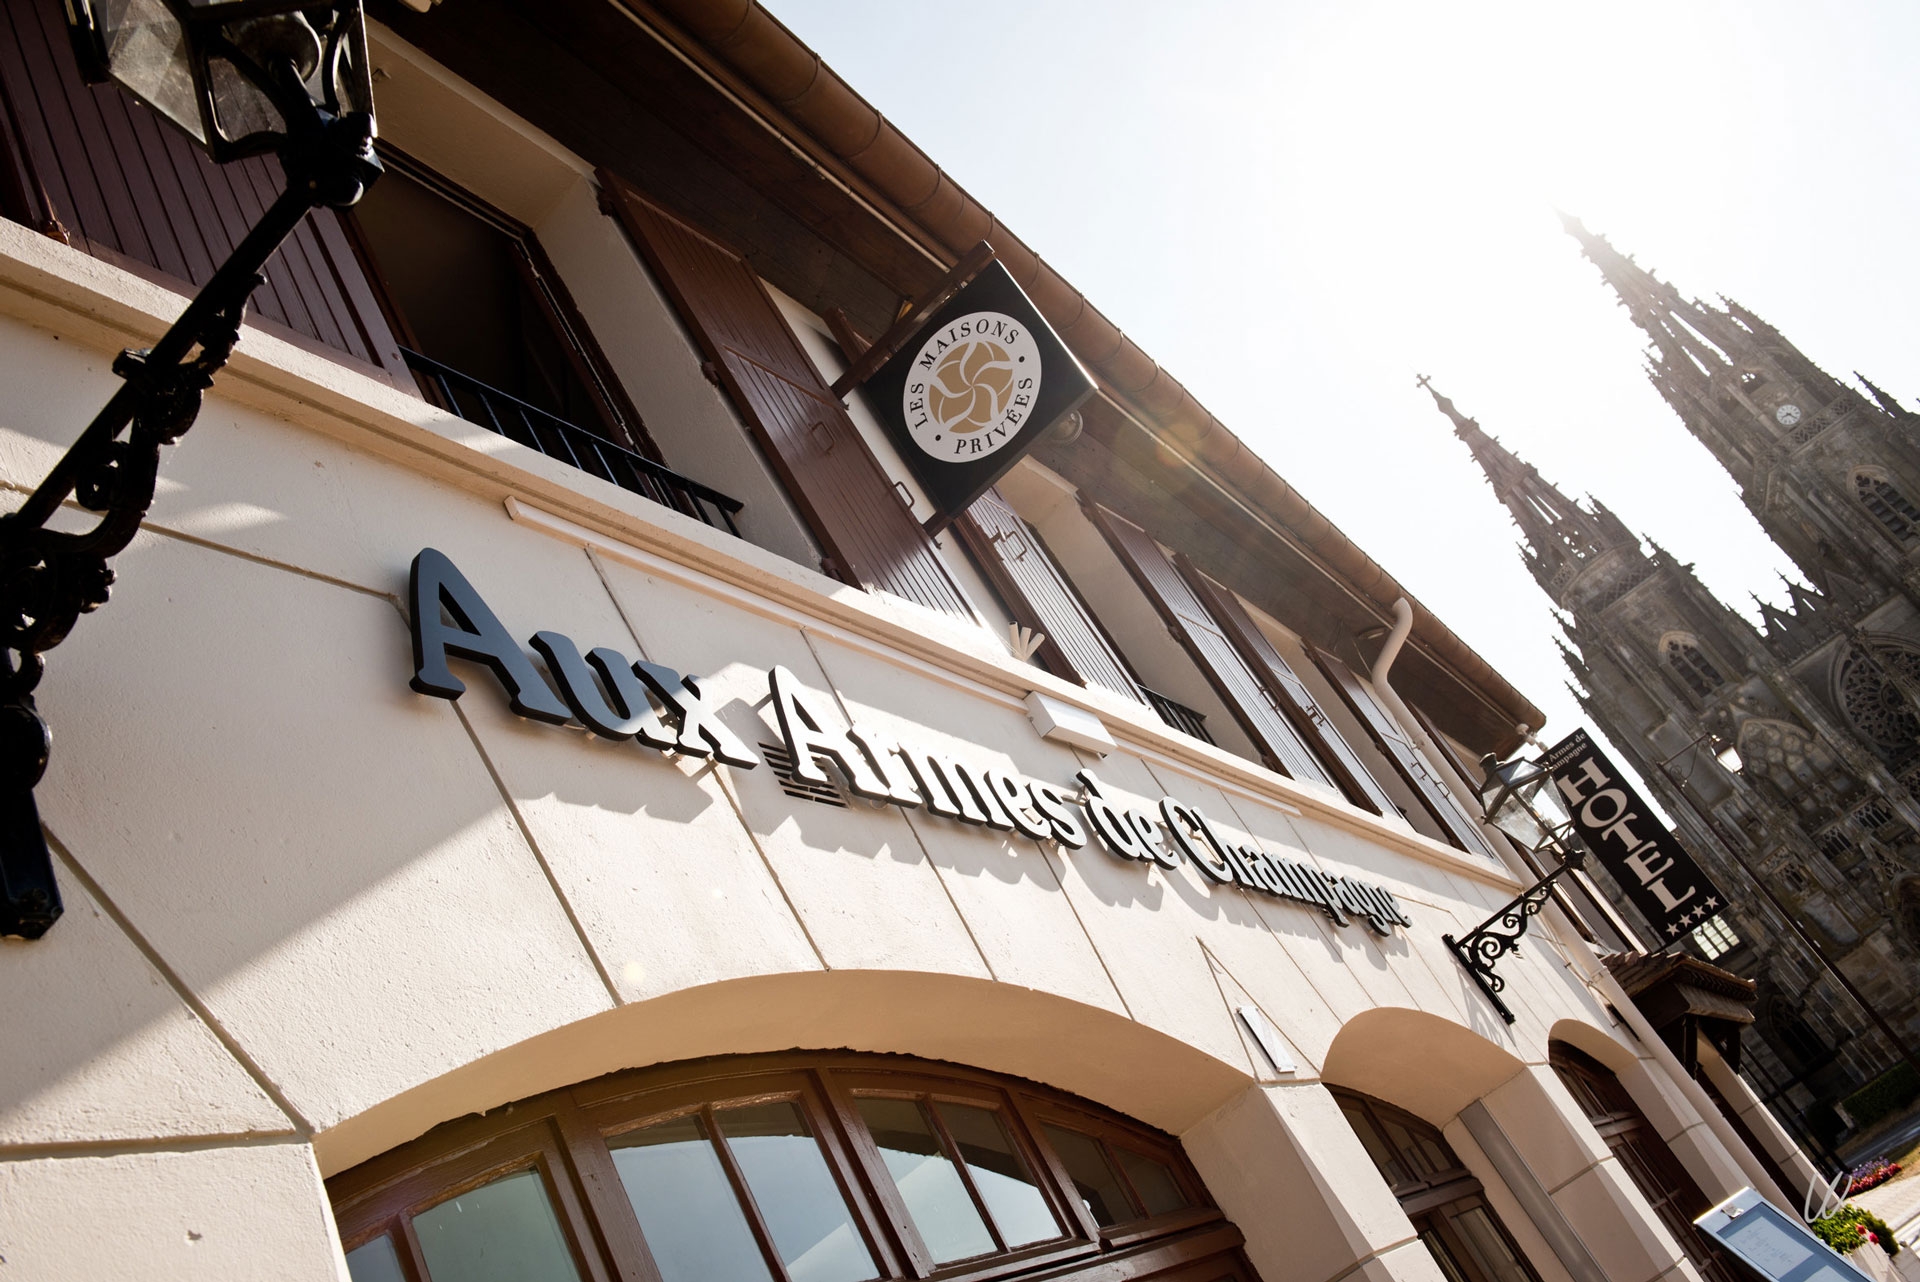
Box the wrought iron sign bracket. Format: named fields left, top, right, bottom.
left=1444, top=851, right=1586, bottom=1025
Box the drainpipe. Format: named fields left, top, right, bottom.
left=1368, top=599, right=1795, bottom=1210
left=1368, top=599, right=1518, bottom=858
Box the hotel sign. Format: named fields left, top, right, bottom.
left=1542, top=729, right=1728, bottom=941
left=408, top=549, right=1412, bottom=935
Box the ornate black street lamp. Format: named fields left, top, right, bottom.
left=0, top=1, right=380, bottom=938
left=1445, top=752, right=1590, bottom=1024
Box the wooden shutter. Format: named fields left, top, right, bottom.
left=1308, top=646, right=1503, bottom=857
left=956, top=488, right=1145, bottom=703
left=1177, top=561, right=1398, bottom=817
left=599, top=171, right=975, bottom=623
left=0, top=0, right=409, bottom=382
left=1086, top=503, right=1338, bottom=784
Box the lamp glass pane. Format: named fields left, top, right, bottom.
left=98, top=0, right=204, bottom=142
left=206, top=54, right=283, bottom=143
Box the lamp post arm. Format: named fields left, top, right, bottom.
left=0, top=81, right=376, bottom=939
left=6, top=185, right=314, bottom=535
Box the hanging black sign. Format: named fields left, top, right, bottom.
left=1541, top=729, right=1729, bottom=943
left=860, top=261, right=1095, bottom=528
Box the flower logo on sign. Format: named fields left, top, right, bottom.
left=902, top=311, right=1043, bottom=462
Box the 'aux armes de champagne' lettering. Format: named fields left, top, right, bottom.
left=407, top=549, right=1412, bottom=935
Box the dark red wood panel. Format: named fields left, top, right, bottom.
left=601, top=171, right=976, bottom=623
left=0, top=0, right=409, bottom=382
left=958, top=487, right=1145, bottom=703
left=1088, top=503, right=1336, bottom=784
left=1179, top=561, right=1397, bottom=817
left=1308, top=645, right=1503, bottom=858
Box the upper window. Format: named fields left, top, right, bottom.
left=328, top=1053, right=1245, bottom=1282
left=1662, top=635, right=1724, bottom=699
left=348, top=153, right=743, bottom=532
left=1854, top=470, right=1920, bottom=542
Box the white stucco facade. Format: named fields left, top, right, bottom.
left=0, top=12, right=1823, bottom=1282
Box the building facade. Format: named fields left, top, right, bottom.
left=1438, top=216, right=1920, bottom=1153
left=0, top=3, right=1821, bottom=1280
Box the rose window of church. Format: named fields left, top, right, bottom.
left=1663, top=637, right=1724, bottom=699
left=1837, top=642, right=1920, bottom=756
left=1854, top=472, right=1920, bottom=541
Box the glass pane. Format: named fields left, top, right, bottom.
left=1340, top=1102, right=1412, bottom=1187
left=611, top=1113, right=773, bottom=1282
left=1381, top=1115, right=1451, bottom=1182
left=1450, top=1205, right=1539, bottom=1282
left=412, top=1168, right=582, bottom=1282
left=99, top=0, right=204, bottom=142
left=855, top=1097, right=995, bottom=1263
left=1115, top=1147, right=1190, bottom=1217
left=1419, top=1225, right=1476, bottom=1282
left=718, top=1101, right=876, bottom=1282
left=936, top=1102, right=1058, bottom=1247
left=1041, top=1125, right=1137, bottom=1227
left=344, top=1235, right=407, bottom=1282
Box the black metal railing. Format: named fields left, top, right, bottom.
left=1141, top=686, right=1214, bottom=745
left=403, top=348, right=744, bottom=535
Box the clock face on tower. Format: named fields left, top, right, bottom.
left=1776, top=403, right=1803, bottom=427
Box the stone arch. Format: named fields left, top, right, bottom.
left=312, top=968, right=1254, bottom=1178
left=1735, top=716, right=1852, bottom=815
left=1321, top=1006, right=1529, bottom=1124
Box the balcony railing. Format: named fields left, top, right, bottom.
left=1141, top=686, right=1214, bottom=745
left=403, top=348, right=744, bottom=535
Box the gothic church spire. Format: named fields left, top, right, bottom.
left=1421, top=376, right=1636, bottom=604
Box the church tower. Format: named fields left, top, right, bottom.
left=1434, top=351, right=1920, bottom=1151
left=1563, top=214, right=1920, bottom=600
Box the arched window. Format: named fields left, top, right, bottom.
left=1549, top=1044, right=1739, bottom=1282
left=328, top=1053, right=1255, bottom=1282
left=1854, top=470, right=1920, bottom=541
left=1332, top=1089, right=1542, bottom=1282
left=1662, top=635, right=1725, bottom=699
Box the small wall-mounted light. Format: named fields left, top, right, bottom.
left=1715, top=744, right=1744, bottom=773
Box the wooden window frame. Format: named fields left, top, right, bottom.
left=343, top=146, right=661, bottom=461
left=1330, top=1088, right=1543, bottom=1282
left=328, top=1051, right=1252, bottom=1282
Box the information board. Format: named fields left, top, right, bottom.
left=1696, top=1188, right=1874, bottom=1282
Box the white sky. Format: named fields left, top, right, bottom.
left=768, top=0, right=1920, bottom=752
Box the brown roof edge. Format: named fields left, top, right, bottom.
left=641, top=0, right=1544, bottom=746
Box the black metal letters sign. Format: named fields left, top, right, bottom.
left=1541, top=729, right=1729, bottom=942
left=405, top=548, right=1414, bottom=937
left=862, top=261, right=1094, bottom=525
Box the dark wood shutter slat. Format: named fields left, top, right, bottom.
left=1087, top=503, right=1336, bottom=783
left=0, top=0, right=411, bottom=384
left=1177, top=561, right=1398, bottom=817
left=599, top=170, right=975, bottom=623
left=123, top=104, right=217, bottom=284
left=1307, top=646, right=1502, bottom=858
left=957, top=488, right=1145, bottom=703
